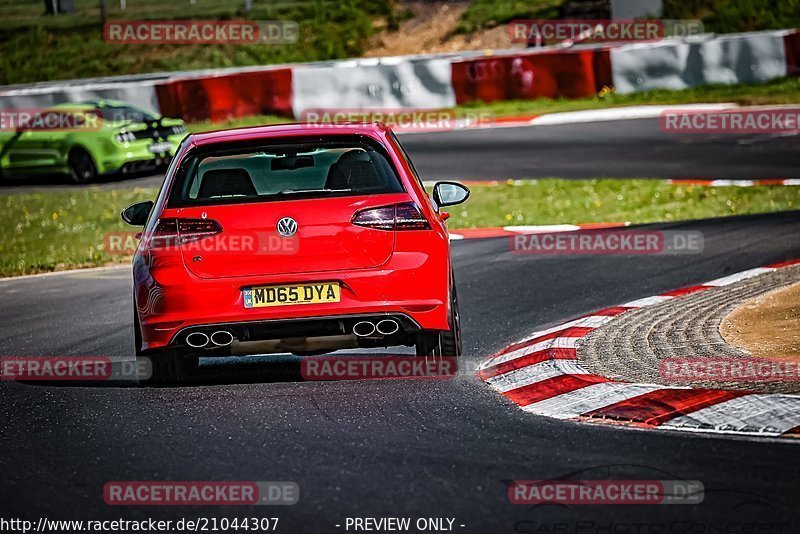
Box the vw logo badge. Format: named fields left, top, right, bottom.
left=276, top=216, right=298, bottom=237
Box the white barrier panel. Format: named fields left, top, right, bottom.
left=0, top=81, right=161, bottom=114
left=611, top=30, right=789, bottom=94
left=291, top=57, right=456, bottom=118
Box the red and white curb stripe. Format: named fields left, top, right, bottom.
left=670, top=178, right=800, bottom=187
left=478, top=258, right=800, bottom=438
left=448, top=222, right=628, bottom=241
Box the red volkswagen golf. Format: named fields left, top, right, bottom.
left=122, top=123, right=470, bottom=383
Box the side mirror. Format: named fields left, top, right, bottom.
left=121, top=201, right=154, bottom=226
left=433, top=181, right=470, bottom=208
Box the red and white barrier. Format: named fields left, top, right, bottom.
left=0, top=79, right=164, bottom=115
left=610, top=30, right=793, bottom=94
left=156, top=67, right=292, bottom=122
left=1, top=29, right=799, bottom=122
left=291, top=57, right=456, bottom=118
left=451, top=46, right=612, bottom=103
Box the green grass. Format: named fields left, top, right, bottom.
left=662, top=0, right=800, bottom=34
left=0, top=0, right=393, bottom=85
left=1, top=180, right=798, bottom=277
left=1, top=0, right=363, bottom=30
left=458, top=0, right=564, bottom=33
left=187, top=113, right=289, bottom=133
left=459, top=0, right=800, bottom=33
left=3, top=0, right=799, bottom=85
left=0, top=187, right=155, bottom=276
left=442, top=180, right=800, bottom=228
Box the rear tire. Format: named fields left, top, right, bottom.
left=415, top=277, right=462, bottom=358
left=135, top=309, right=198, bottom=385
left=141, top=349, right=198, bottom=385
left=68, top=148, right=97, bottom=184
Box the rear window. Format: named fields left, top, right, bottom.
left=96, top=104, right=158, bottom=123
left=167, top=136, right=403, bottom=207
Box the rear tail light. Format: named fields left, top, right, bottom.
left=352, top=206, right=395, bottom=230
left=177, top=219, right=223, bottom=242
left=394, top=203, right=431, bottom=230
left=146, top=218, right=222, bottom=248
left=352, top=202, right=431, bottom=231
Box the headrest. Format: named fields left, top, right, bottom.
left=198, top=168, right=257, bottom=198
left=325, top=150, right=381, bottom=191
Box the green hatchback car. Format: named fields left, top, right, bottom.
left=0, top=100, right=186, bottom=184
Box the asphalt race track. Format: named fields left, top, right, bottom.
left=2, top=210, right=800, bottom=530
left=405, top=119, right=800, bottom=180
left=3, top=118, right=800, bottom=191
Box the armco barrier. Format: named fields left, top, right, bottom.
left=451, top=48, right=613, bottom=104
left=291, top=58, right=456, bottom=117
left=0, top=80, right=162, bottom=114
left=611, top=30, right=791, bottom=94
left=156, top=67, right=292, bottom=122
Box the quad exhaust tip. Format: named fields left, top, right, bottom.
left=353, top=321, right=376, bottom=337
left=353, top=319, right=400, bottom=337
left=189, top=320, right=398, bottom=346
left=186, top=331, right=235, bottom=348
left=186, top=332, right=210, bottom=348
left=210, top=330, right=234, bottom=347
left=376, top=319, right=400, bottom=336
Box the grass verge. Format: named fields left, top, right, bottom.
left=458, top=0, right=564, bottom=33
left=1, top=180, right=798, bottom=278
left=0, top=187, right=154, bottom=277
left=443, top=179, right=799, bottom=228
left=459, top=0, right=800, bottom=34
left=0, top=0, right=394, bottom=85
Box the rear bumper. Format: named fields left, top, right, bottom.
left=101, top=137, right=181, bottom=174
left=171, top=312, right=422, bottom=356
left=111, top=157, right=170, bottom=175
left=135, top=250, right=450, bottom=351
